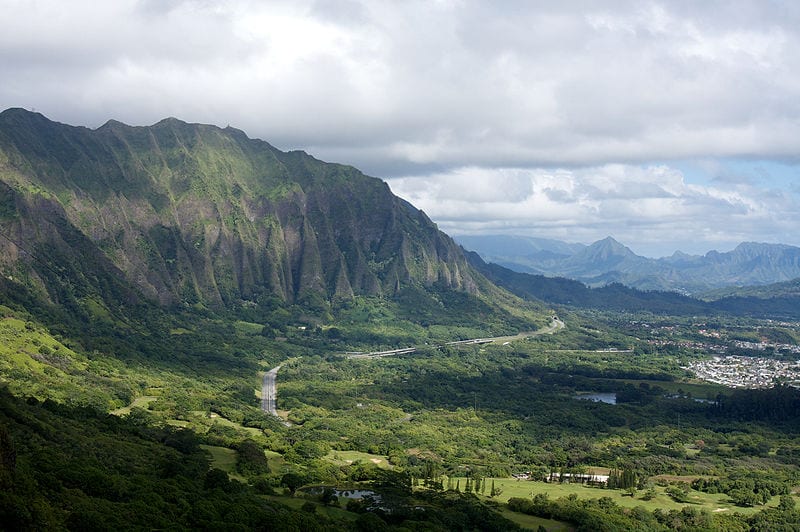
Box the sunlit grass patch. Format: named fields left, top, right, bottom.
left=488, top=477, right=781, bottom=515
left=325, top=450, right=393, bottom=469
left=498, top=507, right=573, bottom=531
left=110, top=395, right=157, bottom=416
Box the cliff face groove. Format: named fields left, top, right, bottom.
left=0, top=108, right=478, bottom=308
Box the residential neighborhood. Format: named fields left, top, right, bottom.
left=686, top=355, right=800, bottom=389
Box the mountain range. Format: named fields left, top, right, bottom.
left=0, top=108, right=491, bottom=322
left=455, top=234, right=800, bottom=295
left=464, top=250, right=800, bottom=320
left=2, top=107, right=797, bottom=333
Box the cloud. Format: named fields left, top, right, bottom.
left=387, top=164, right=800, bottom=257
left=1, top=0, right=798, bottom=255
left=2, top=1, right=798, bottom=166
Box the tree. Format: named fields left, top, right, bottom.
left=204, top=468, right=230, bottom=491
left=778, top=494, right=796, bottom=512
left=236, top=439, right=269, bottom=475
left=729, top=488, right=759, bottom=507
left=665, top=483, right=691, bottom=503
left=280, top=472, right=306, bottom=495
left=489, top=479, right=502, bottom=498
left=640, top=487, right=657, bottom=501
left=320, top=487, right=338, bottom=506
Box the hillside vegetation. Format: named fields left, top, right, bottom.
left=0, top=108, right=512, bottom=313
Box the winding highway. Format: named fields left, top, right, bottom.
left=259, top=317, right=565, bottom=417
left=261, top=365, right=281, bottom=416
left=346, top=316, right=565, bottom=359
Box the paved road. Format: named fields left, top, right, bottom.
left=346, top=317, right=565, bottom=359
left=261, top=365, right=281, bottom=416
left=258, top=318, right=564, bottom=420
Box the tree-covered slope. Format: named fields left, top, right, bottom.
left=0, top=108, right=480, bottom=312
left=699, top=277, right=800, bottom=301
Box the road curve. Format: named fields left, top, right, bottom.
left=261, top=365, right=281, bottom=416
left=346, top=316, right=565, bottom=359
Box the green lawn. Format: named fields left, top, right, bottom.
left=199, top=444, right=248, bottom=482
left=110, top=395, right=157, bottom=416
left=489, top=478, right=780, bottom=516
left=206, top=412, right=264, bottom=438
left=200, top=444, right=286, bottom=481
left=200, top=444, right=238, bottom=473
left=498, top=507, right=573, bottom=531
left=325, top=450, right=394, bottom=469
left=265, top=449, right=286, bottom=473
left=234, top=320, right=265, bottom=335
left=582, top=377, right=726, bottom=399
left=264, top=494, right=358, bottom=522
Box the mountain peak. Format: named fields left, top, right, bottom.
left=669, top=250, right=695, bottom=259
left=586, top=236, right=636, bottom=257
left=0, top=107, right=53, bottom=127
left=0, top=107, right=36, bottom=118
left=153, top=116, right=190, bottom=128
left=98, top=118, right=127, bottom=130
left=734, top=241, right=794, bottom=253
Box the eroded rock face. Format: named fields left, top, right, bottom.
left=0, top=108, right=478, bottom=308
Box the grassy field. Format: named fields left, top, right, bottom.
left=498, top=507, right=573, bottom=531
left=265, top=449, right=285, bottom=473
left=200, top=444, right=238, bottom=472
left=199, top=444, right=287, bottom=480
left=199, top=444, right=249, bottom=482
left=264, top=494, right=358, bottom=522
left=324, top=450, right=394, bottom=469
left=234, top=320, right=265, bottom=335
left=110, top=395, right=157, bottom=416
left=489, top=478, right=782, bottom=516
left=205, top=412, right=264, bottom=438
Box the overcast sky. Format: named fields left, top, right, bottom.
left=2, top=0, right=799, bottom=257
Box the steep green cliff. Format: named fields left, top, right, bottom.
left=0, top=108, right=478, bottom=310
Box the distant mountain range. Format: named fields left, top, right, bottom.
left=464, top=250, right=800, bottom=320
left=455, top=235, right=800, bottom=295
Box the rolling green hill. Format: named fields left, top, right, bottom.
left=699, top=277, right=800, bottom=300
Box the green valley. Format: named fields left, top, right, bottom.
left=1, top=110, right=799, bottom=530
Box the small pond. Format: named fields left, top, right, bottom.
left=299, top=486, right=380, bottom=500
left=574, top=392, right=617, bottom=405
